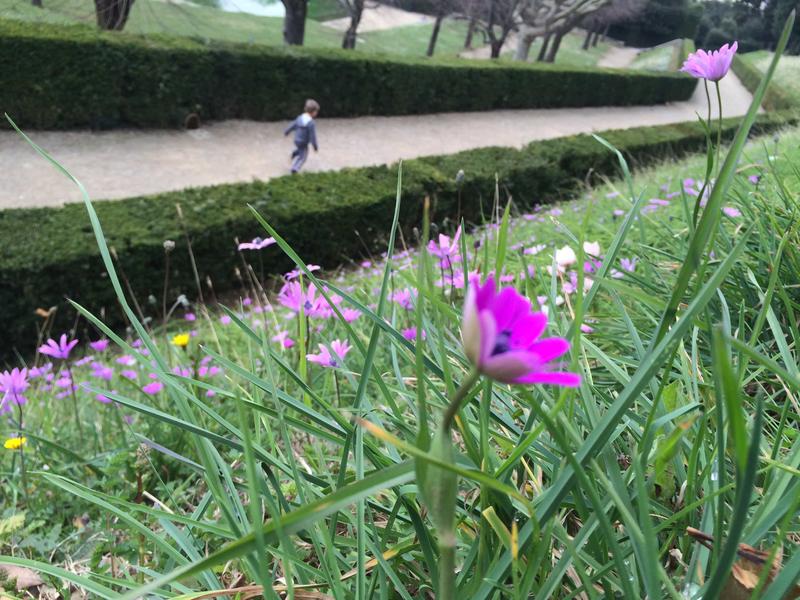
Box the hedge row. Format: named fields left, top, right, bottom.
left=732, top=54, right=798, bottom=111
left=0, top=18, right=699, bottom=130
left=1, top=112, right=794, bottom=360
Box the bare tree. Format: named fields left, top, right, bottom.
left=514, top=0, right=609, bottom=61
left=94, top=0, right=135, bottom=30
left=340, top=0, right=367, bottom=49
left=427, top=0, right=459, bottom=55
left=476, top=0, right=523, bottom=58
left=32, top=0, right=42, bottom=7
left=282, top=0, right=308, bottom=45
left=581, top=0, right=643, bottom=49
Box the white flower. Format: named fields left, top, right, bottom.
left=555, top=245, right=577, bottom=268
left=583, top=241, right=601, bottom=257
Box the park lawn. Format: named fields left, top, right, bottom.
left=631, top=43, right=674, bottom=71
left=739, top=50, right=800, bottom=100
left=357, top=18, right=470, bottom=58
left=498, top=31, right=611, bottom=68
left=0, top=0, right=341, bottom=46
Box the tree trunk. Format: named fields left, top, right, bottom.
left=427, top=13, right=445, bottom=57
left=591, top=29, right=601, bottom=47
left=582, top=27, right=593, bottom=50
left=537, top=34, right=551, bottom=61
left=94, top=0, right=135, bottom=30
left=464, top=16, right=477, bottom=49
left=282, top=0, right=307, bottom=45
left=490, top=39, right=504, bottom=58
left=342, top=0, right=365, bottom=49
left=31, top=0, right=42, bottom=7
left=601, top=23, right=610, bottom=42
left=514, top=30, right=536, bottom=61
left=546, top=30, right=565, bottom=62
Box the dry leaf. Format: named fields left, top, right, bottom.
left=0, top=564, right=44, bottom=589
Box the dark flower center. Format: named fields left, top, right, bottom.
left=491, top=330, right=512, bottom=356
left=304, top=300, right=313, bottom=310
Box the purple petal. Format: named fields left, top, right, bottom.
left=515, top=371, right=582, bottom=387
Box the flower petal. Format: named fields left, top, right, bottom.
left=481, top=350, right=535, bottom=383
left=514, top=371, right=582, bottom=387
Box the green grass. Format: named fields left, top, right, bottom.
left=497, top=31, right=611, bottom=68
left=0, top=0, right=609, bottom=62
left=740, top=50, right=800, bottom=99
left=359, top=18, right=470, bottom=58
left=631, top=44, right=674, bottom=71
left=3, top=114, right=800, bottom=597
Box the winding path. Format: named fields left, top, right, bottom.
left=0, top=70, right=755, bottom=209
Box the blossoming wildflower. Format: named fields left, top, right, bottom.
left=38, top=334, right=78, bottom=360
left=723, top=206, right=742, bottom=218
left=172, top=333, right=190, bottom=348
left=272, top=331, right=295, bottom=348
left=142, top=381, right=164, bottom=395
left=90, top=339, right=110, bottom=352
left=461, top=276, right=580, bottom=386
left=0, top=368, right=29, bottom=413
left=307, top=340, right=352, bottom=368
left=428, top=226, right=462, bottom=267
left=4, top=437, right=26, bottom=450
left=681, top=42, right=738, bottom=81
left=238, top=237, right=276, bottom=251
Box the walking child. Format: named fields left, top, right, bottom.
left=284, top=99, right=319, bottom=174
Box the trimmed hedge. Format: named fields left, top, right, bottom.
left=1, top=113, right=794, bottom=360
left=0, top=18, right=699, bottom=130
left=732, top=54, right=798, bottom=111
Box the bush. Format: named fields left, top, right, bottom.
left=0, top=18, right=699, bottom=130
left=0, top=113, right=794, bottom=360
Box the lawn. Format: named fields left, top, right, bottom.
left=0, top=0, right=612, bottom=63
left=739, top=49, right=800, bottom=100
left=630, top=43, right=674, bottom=71
left=498, top=31, right=611, bottom=68
left=3, top=105, right=800, bottom=597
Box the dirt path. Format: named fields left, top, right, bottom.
left=597, top=45, right=640, bottom=68
left=0, top=72, right=756, bottom=209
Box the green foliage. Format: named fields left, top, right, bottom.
left=0, top=113, right=794, bottom=360
left=0, top=18, right=698, bottom=130
left=609, top=0, right=702, bottom=47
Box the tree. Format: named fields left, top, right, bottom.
left=94, top=0, right=135, bottom=30
left=581, top=0, right=644, bottom=50
left=479, top=0, right=524, bottom=58
left=32, top=0, right=42, bottom=7
left=282, top=0, right=308, bottom=45
left=340, top=0, right=367, bottom=49
left=514, top=0, right=609, bottom=61
left=427, top=0, right=458, bottom=55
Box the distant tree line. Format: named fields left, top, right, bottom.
left=693, top=0, right=799, bottom=54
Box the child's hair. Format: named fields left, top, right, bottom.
left=304, top=98, right=320, bottom=114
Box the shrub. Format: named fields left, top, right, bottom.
left=0, top=113, right=794, bottom=360
left=0, top=18, right=699, bottom=130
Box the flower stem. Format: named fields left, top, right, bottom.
left=715, top=80, right=723, bottom=178
left=442, top=368, right=480, bottom=432
left=438, top=533, right=456, bottom=600
left=65, top=362, right=83, bottom=438
left=15, top=394, right=27, bottom=499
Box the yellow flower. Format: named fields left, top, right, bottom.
left=171, top=333, right=190, bottom=348
left=4, top=437, right=26, bottom=450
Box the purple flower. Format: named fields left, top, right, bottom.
left=748, top=174, right=761, bottom=185
left=90, top=362, right=114, bottom=381
left=142, top=381, right=164, bottom=395
left=461, top=276, right=580, bottom=386
left=428, top=226, right=462, bottom=267
left=38, top=334, right=79, bottom=360
left=185, top=312, right=196, bottom=322
left=342, top=308, right=361, bottom=322
left=220, top=315, right=232, bottom=325
left=723, top=206, right=742, bottom=218
left=238, top=237, right=276, bottom=251
left=402, top=327, right=426, bottom=342
left=307, top=339, right=352, bottom=368
left=90, top=339, right=110, bottom=352
left=1, top=368, right=29, bottom=413
left=272, top=331, right=295, bottom=349
left=620, top=257, right=638, bottom=273
left=681, top=42, right=738, bottom=82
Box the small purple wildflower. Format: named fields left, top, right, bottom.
left=142, top=381, right=164, bottom=395
left=723, top=206, right=742, bottom=217
left=307, top=340, right=352, bottom=368
left=461, top=276, right=581, bottom=386
left=238, top=237, right=276, bottom=251
left=38, top=334, right=79, bottom=360
left=90, top=339, right=110, bottom=352
left=0, top=368, right=29, bottom=413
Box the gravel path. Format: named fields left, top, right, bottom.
left=597, top=46, right=641, bottom=68
left=322, top=4, right=433, bottom=32
left=0, top=72, right=755, bottom=209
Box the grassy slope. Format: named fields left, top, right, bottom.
left=631, top=44, right=673, bottom=71
left=0, top=0, right=607, bottom=62
left=496, top=31, right=610, bottom=68
left=740, top=50, right=800, bottom=98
